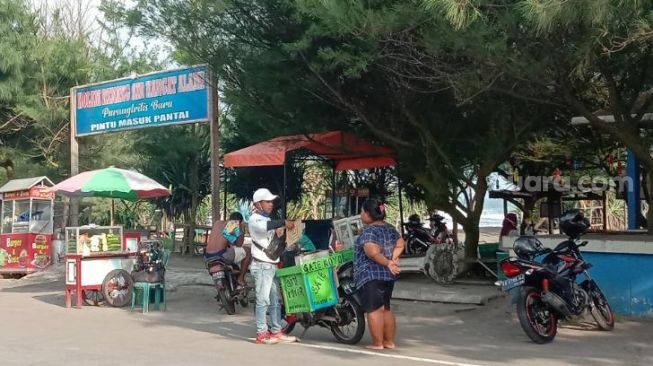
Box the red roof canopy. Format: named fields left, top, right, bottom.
left=223, top=131, right=395, bottom=171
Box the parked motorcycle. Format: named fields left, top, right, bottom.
left=497, top=209, right=614, bottom=344
left=280, top=252, right=366, bottom=344
left=402, top=214, right=459, bottom=284
left=206, top=258, right=249, bottom=315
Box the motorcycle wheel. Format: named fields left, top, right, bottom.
left=589, top=284, right=615, bottom=331
left=517, top=287, right=557, bottom=344
left=330, top=294, right=365, bottom=345
left=218, top=289, right=236, bottom=315
left=423, top=243, right=457, bottom=285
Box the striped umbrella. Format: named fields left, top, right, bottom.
left=50, top=167, right=170, bottom=225
left=50, top=167, right=170, bottom=200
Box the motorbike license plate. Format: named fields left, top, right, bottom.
left=500, top=274, right=525, bottom=291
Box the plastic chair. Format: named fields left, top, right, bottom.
left=131, top=249, right=170, bottom=313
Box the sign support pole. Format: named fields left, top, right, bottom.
left=69, top=87, right=79, bottom=227
left=209, top=70, right=221, bottom=222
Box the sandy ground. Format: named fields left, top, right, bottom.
left=1, top=255, right=652, bottom=366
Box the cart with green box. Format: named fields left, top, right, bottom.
left=276, top=248, right=366, bottom=344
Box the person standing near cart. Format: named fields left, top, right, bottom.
left=354, top=198, right=404, bottom=350
left=248, top=188, right=297, bottom=345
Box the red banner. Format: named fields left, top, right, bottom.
left=0, top=233, right=52, bottom=271
left=2, top=187, right=53, bottom=200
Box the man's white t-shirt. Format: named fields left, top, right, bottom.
left=248, top=212, right=279, bottom=263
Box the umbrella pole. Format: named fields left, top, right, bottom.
left=111, top=199, right=115, bottom=226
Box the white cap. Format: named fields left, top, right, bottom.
left=253, top=188, right=278, bottom=203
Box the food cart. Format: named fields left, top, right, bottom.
left=0, top=177, right=55, bottom=277
left=50, top=166, right=171, bottom=309
left=64, top=225, right=137, bottom=308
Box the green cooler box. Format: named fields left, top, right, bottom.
left=276, top=249, right=353, bottom=314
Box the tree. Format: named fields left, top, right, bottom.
left=113, top=0, right=559, bottom=261
left=431, top=0, right=653, bottom=232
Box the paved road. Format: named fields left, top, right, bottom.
left=1, top=270, right=651, bottom=366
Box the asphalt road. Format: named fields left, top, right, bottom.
left=1, top=274, right=651, bottom=366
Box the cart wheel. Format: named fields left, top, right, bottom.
left=83, top=290, right=105, bottom=306
left=101, top=269, right=134, bottom=307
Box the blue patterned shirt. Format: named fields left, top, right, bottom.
left=354, top=223, right=400, bottom=288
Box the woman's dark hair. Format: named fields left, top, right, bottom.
left=229, top=212, right=244, bottom=222
left=362, top=198, right=386, bottom=221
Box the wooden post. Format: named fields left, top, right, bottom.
left=397, top=168, right=405, bottom=236
left=602, top=191, right=608, bottom=231
left=208, top=69, right=221, bottom=223
left=69, top=87, right=79, bottom=227
left=222, top=169, right=228, bottom=220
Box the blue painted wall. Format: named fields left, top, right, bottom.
left=583, top=252, right=653, bottom=318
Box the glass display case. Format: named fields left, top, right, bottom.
left=65, top=226, right=124, bottom=256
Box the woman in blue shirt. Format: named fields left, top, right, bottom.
left=354, top=199, right=405, bottom=350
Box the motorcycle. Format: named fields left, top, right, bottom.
left=497, top=235, right=615, bottom=344
left=401, top=214, right=459, bottom=284
left=279, top=251, right=366, bottom=344
left=429, top=214, right=458, bottom=246
left=403, top=214, right=457, bottom=255
left=206, top=257, right=249, bottom=315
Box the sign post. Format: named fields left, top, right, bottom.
left=68, top=65, right=217, bottom=223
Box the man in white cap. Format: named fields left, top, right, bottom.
left=248, top=188, right=297, bottom=344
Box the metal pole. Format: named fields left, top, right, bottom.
left=331, top=164, right=336, bottom=218
left=111, top=199, right=115, bottom=226
left=626, top=148, right=641, bottom=229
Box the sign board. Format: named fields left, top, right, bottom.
left=2, top=187, right=54, bottom=200
left=73, top=65, right=209, bottom=136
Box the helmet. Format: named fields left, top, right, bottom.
left=408, top=214, right=421, bottom=226
left=559, top=209, right=590, bottom=238
left=429, top=214, right=445, bottom=222
left=513, top=236, right=544, bottom=259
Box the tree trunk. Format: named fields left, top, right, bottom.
left=463, top=174, right=489, bottom=261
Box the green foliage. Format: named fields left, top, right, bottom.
left=134, top=124, right=212, bottom=221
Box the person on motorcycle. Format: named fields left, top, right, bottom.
left=204, top=212, right=251, bottom=291
left=248, top=188, right=297, bottom=345
left=355, top=198, right=405, bottom=350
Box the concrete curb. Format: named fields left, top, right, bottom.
left=392, top=281, right=504, bottom=305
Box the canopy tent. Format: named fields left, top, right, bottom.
left=224, top=131, right=396, bottom=170
left=222, top=131, right=401, bottom=220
